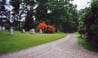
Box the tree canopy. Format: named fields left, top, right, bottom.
left=0, top=0, right=78, bottom=33
left=79, top=0, right=98, bottom=48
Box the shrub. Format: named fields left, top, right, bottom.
left=37, top=21, right=47, bottom=32
left=46, top=25, right=55, bottom=33
left=37, top=21, right=56, bottom=33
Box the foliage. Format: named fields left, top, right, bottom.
left=47, top=25, right=55, bottom=33
left=37, top=21, right=47, bottom=32
left=79, top=0, right=98, bottom=48
left=50, top=0, right=78, bottom=32
left=10, top=0, right=20, bottom=14
left=22, top=0, right=36, bottom=31
left=75, top=33, right=98, bottom=52
left=0, top=31, right=65, bottom=54
left=0, top=0, right=78, bottom=33
left=37, top=21, right=56, bottom=33
left=35, top=0, right=78, bottom=32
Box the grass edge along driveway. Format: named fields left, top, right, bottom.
left=0, top=31, right=66, bottom=54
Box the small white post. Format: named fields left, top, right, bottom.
left=39, top=29, right=43, bottom=34
left=22, top=28, right=25, bottom=33
left=2, top=26, right=5, bottom=30
left=32, top=28, right=35, bottom=34
left=29, top=28, right=35, bottom=34
left=10, top=27, right=14, bottom=35
left=0, top=26, right=1, bottom=30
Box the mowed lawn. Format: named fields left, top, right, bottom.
left=0, top=31, right=66, bottom=54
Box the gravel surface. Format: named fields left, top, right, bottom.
left=0, top=34, right=98, bottom=58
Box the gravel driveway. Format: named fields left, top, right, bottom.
left=0, top=34, right=98, bottom=58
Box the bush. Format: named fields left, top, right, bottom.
left=37, top=21, right=56, bottom=33
left=46, top=25, right=55, bottom=33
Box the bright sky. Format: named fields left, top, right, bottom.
left=72, top=0, right=91, bottom=10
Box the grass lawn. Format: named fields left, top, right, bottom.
left=0, top=30, right=66, bottom=54
left=75, top=32, right=98, bottom=52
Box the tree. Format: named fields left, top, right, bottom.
left=46, top=0, right=78, bottom=32
left=9, top=0, right=20, bottom=28
left=23, top=0, right=36, bottom=31
left=79, top=0, right=98, bottom=48
left=35, top=0, right=48, bottom=22
left=21, top=0, right=78, bottom=32
left=0, top=0, right=78, bottom=33
left=0, top=0, right=7, bottom=30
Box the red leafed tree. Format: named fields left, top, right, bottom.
left=37, top=21, right=47, bottom=32
left=47, top=25, right=56, bottom=33
left=37, top=21, right=56, bottom=33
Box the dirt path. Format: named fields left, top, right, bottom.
left=0, top=34, right=98, bottom=58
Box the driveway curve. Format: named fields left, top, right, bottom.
left=0, top=34, right=98, bottom=58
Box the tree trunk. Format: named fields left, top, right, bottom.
left=24, top=10, right=34, bottom=31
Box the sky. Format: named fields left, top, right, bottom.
left=72, top=0, right=91, bottom=10
left=1, top=0, right=91, bottom=11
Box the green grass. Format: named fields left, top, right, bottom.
left=0, top=30, right=66, bottom=54
left=75, top=32, right=98, bottom=52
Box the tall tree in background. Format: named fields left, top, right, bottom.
left=0, top=0, right=78, bottom=33
left=20, top=0, right=78, bottom=32
left=10, top=0, right=20, bottom=28
left=46, top=0, right=78, bottom=32
left=0, top=0, right=6, bottom=30
left=35, top=0, right=48, bottom=23
left=23, top=0, right=36, bottom=31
